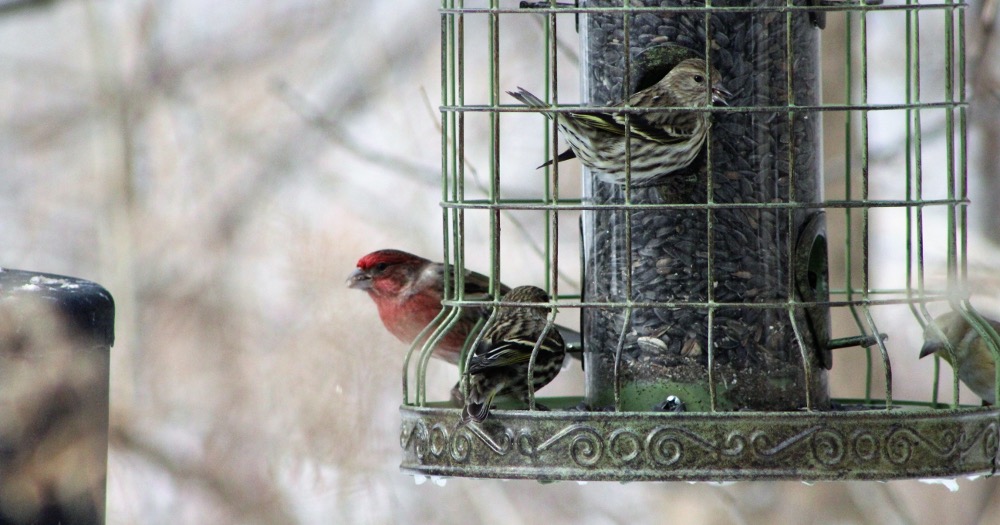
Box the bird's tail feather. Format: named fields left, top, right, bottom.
left=508, top=87, right=548, bottom=109
left=461, top=401, right=491, bottom=423
left=461, top=389, right=497, bottom=423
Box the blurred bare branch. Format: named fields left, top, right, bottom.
left=971, top=0, right=1000, bottom=240
left=0, top=0, right=55, bottom=15
left=272, top=78, right=440, bottom=184
left=969, top=0, right=997, bottom=80
left=529, top=13, right=580, bottom=67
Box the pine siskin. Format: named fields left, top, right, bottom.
left=347, top=249, right=580, bottom=365
left=461, top=285, right=567, bottom=423
left=920, top=311, right=1000, bottom=405
left=536, top=43, right=705, bottom=170
left=509, top=58, right=730, bottom=187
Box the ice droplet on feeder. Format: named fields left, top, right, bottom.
left=414, top=475, right=427, bottom=485
left=919, top=478, right=960, bottom=492
left=577, top=481, right=588, bottom=485
left=432, top=476, right=448, bottom=487
left=705, top=481, right=736, bottom=487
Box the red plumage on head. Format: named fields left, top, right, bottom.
left=350, top=249, right=471, bottom=364
left=356, top=249, right=429, bottom=272
left=354, top=249, right=431, bottom=300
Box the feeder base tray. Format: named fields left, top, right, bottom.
left=400, top=399, right=1000, bottom=481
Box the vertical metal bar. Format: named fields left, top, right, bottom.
left=857, top=4, right=892, bottom=408
left=410, top=0, right=452, bottom=406
left=953, top=3, right=993, bottom=406
left=859, top=8, right=870, bottom=320
left=613, top=308, right=633, bottom=412
left=843, top=8, right=873, bottom=404
left=544, top=1, right=556, bottom=294
left=902, top=0, right=940, bottom=406
left=909, top=2, right=946, bottom=405
left=452, top=0, right=469, bottom=401
left=913, top=2, right=925, bottom=307
left=420, top=0, right=468, bottom=407
left=528, top=1, right=564, bottom=413
left=489, top=0, right=501, bottom=296
left=864, top=306, right=892, bottom=407
left=944, top=0, right=957, bottom=295
left=703, top=0, right=718, bottom=413
left=789, top=308, right=812, bottom=409
left=954, top=0, right=967, bottom=288
left=548, top=3, right=560, bottom=319
left=784, top=0, right=813, bottom=410
left=947, top=6, right=980, bottom=406
left=612, top=0, right=634, bottom=413
left=411, top=0, right=452, bottom=407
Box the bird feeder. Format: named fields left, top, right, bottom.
left=400, top=0, right=1000, bottom=482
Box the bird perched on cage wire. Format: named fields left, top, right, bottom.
left=508, top=57, right=730, bottom=187
left=461, top=285, right=567, bottom=423
left=920, top=311, right=1000, bottom=405
left=347, top=249, right=581, bottom=366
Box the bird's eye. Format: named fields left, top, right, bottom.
left=692, top=74, right=705, bottom=84
left=374, top=262, right=388, bottom=272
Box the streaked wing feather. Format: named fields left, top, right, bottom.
left=467, top=340, right=534, bottom=373
left=468, top=331, right=563, bottom=374
left=572, top=112, right=690, bottom=144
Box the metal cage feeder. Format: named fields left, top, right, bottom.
left=399, top=0, right=1000, bottom=482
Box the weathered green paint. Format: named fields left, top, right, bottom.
left=401, top=401, right=1000, bottom=481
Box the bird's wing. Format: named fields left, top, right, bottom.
left=510, top=86, right=691, bottom=144
left=571, top=111, right=692, bottom=145
left=462, top=267, right=510, bottom=299
left=467, top=340, right=535, bottom=374
left=467, top=329, right=564, bottom=374
left=426, top=262, right=509, bottom=301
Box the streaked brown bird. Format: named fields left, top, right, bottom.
left=462, top=286, right=567, bottom=423
left=920, top=311, right=1000, bottom=405
left=508, top=58, right=730, bottom=186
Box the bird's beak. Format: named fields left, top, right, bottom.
left=919, top=341, right=942, bottom=359
left=346, top=268, right=372, bottom=290
left=712, top=84, right=732, bottom=107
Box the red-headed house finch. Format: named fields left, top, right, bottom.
left=346, top=249, right=580, bottom=366
left=508, top=58, right=730, bottom=187
left=461, top=285, right=567, bottom=423
left=920, top=311, right=1000, bottom=405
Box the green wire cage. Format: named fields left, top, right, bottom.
left=399, top=0, right=1000, bottom=481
